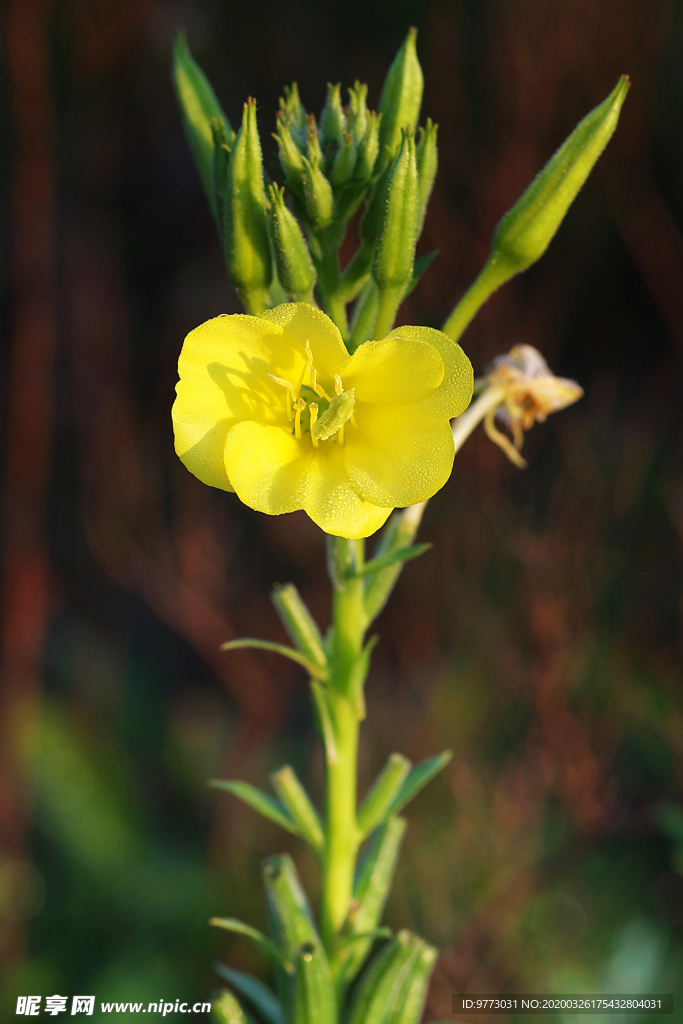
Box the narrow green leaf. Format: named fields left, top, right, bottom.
left=405, top=249, right=438, bottom=298
left=210, top=917, right=284, bottom=963
left=364, top=512, right=424, bottom=624
left=269, top=765, right=324, bottom=852
left=350, top=543, right=431, bottom=579
left=214, top=965, right=283, bottom=1024
left=388, top=750, right=453, bottom=814
left=357, top=753, right=412, bottom=836
left=338, top=816, right=406, bottom=987
left=220, top=638, right=327, bottom=680
left=209, top=780, right=301, bottom=837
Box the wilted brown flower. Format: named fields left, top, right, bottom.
left=483, top=344, right=584, bottom=467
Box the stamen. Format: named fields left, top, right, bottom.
left=309, top=403, right=319, bottom=447
left=483, top=409, right=527, bottom=468
left=296, top=340, right=314, bottom=395
left=268, top=373, right=296, bottom=420
left=334, top=374, right=344, bottom=396
left=294, top=398, right=306, bottom=440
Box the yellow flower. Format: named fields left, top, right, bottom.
left=172, top=303, right=473, bottom=538
left=483, top=344, right=584, bottom=467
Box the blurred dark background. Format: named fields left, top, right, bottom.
left=2, top=0, right=683, bottom=1019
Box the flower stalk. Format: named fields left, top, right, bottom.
left=172, top=29, right=624, bottom=1024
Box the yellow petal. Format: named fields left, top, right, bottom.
left=383, top=325, right=473, bottom=418
left=223, top=420, right=312, bottom=514
left=223, top=419, right=390, bottom=538
left=344, top=402, right=455, bottom=508
left=303, top=444, right=392, bottom=538
left=173, top=310, right=326, bottom=491
left=260, top=302, right=349, bottom=381
left=343, top=336, right=444, bottom=404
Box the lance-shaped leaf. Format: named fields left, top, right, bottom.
left=349, top=544, right=431, bottom=580
left=443, top=76, right=630, bottom=342
left=211, top=990, right=254, bottom=1024
left=221, top=638, right=327, bottom=681
left=405, top=249, right=438, bottom=298
left=387, top=751, right=453, bottom=815
left=339, top=816, right=407, bottom=986
left=214, top=965, right=283, bottom=1024
left=210, top=917, right=284, bottom=964
left=270, top=583, right=327, bottom=672
left=346, top=930, right=424, bottom=1024
left=386, top=941, right=438, bottom=1024
left=364, top=511, right=424, bottom=624
left=269, top=765, right=324, bottom=852
left=292, top=943, right=337, bottom=1024
left=357, top=754, right=412, bottom=836
left=209, top=779, right=302, bottom=837
left=173, top=34, right=231, bottom=215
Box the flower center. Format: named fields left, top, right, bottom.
left=268, top=341, right=355, bottom=448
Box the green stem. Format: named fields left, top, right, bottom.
left=442, top=257, right=510, bottom=342
left=317, top=243, right=349, bottom=338
left=372, top=285, right=404, bottom=340
left=237, top=285, right=269, bottom=316
left=320, top=538, right=367, bottom=952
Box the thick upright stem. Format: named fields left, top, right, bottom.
left=320, top=539, right=366, bottom=951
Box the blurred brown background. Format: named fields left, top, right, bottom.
left=1, top=0, right=683, bottom=1019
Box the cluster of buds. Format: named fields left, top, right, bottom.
left=173, top=30, right=438, bottom=346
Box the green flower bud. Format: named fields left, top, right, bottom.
left=274, top=112, right=306, bottom=193
left=330, top=131, right=357, bottom=187
left=211, top=118, right=233, bottom=236
left=415, top=118, right=438, bottom=236
left=320, top=82, right=345, bottom=159
left=279, top=82, right=307, bottom=148
left=302, top=155, right=335, bottom=229
left=266, top=184, right=316, bottom=301
left=372, top=129, right=419, bottom=337
left=305, top=114, right=324, bottom=167
left=443, top=76, right=630, bottom=342
left=172, top=33, right=232, bottom=216
left=490, top=75, right=630, bottom=278
left=358, top=160, right=391, bottom=250
left=347, top=81, right=369, bottom=141
left=377, top=27, right=423, bottom=168
left=223, top=98, right=271, bottom=313
left=355, top=110, right=381, bottom=182
left=373, top=129, right=418, bottom=291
